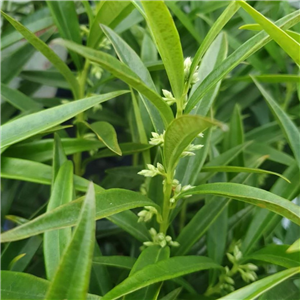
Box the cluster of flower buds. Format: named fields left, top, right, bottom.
left=137, top=206, right=159, bottom=223
left=99, top=38, right=111, bottom=50
left=169, top=180, right=194, bottom=205
left=143, top=228, right=180, bottom=248
left=184, top=57, right=199, bottom=85
left=181, top=143, right=204, bottom=157
left=149, top=131, right=165, bottom=146
left=138, top=163, right=165, bottom=178
left=219, top=266, right=235, bottom=293
left=162, top=89, right=176, bottom=106
left=90, top=63, right=103, bottom=80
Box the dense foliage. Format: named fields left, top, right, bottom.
left=1, top=1, right=300, bottom=299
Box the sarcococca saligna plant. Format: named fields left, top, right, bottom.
left=1, top=1, right=300, bottom=299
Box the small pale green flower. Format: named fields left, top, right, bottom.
left=181, top=143, right=204, bottom=157
left=138, top=163, right=165, bottom=178
left=90, top=63, right=103, bottom=79
left=162, top=89, right=176, bottom=105
left=184, top=57, right=199, bottom=84
left=137, top=206, right=158, bottom=223
left=143, top=228, right=180, bottom=248
left=149, top=131, right=165, bottom=146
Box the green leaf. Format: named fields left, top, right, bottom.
left=238, top=1, right=300, bottom=65
left=102, top=256, right=220, bottom=300
left=1, top=30, right=53, bottom=84
left=185, top=10, right=300, bottom=113
left=1, top=157, right=104, bottom=193
left=287, top=239, right=300, bottom=253
left=0, top=10, right=80, bottom=98
left=59, top=40, right=174, bottom=126
left=252, top=78, right=300, bottom=171
left=201, top=166, right=290, bottom=183
left=85, top=121, right=122, bottom=156
left=46, top=1, right=82, bottom=70
left=1, top=271, right=101, bottom=300
left=230, top=74, right=300, bottom=83
left=218, top=267, right=300, bottom=300
left=93, top=256, right=136, bottom=270
left=44, top=161, right=73, bottom=280
left=101, top=24, right=164, bottom=133
left=188, top=1, right=240, bottom=86
left=180, top=183, right=300, bottom=225
left=87, top=1, right=133, bottom=49
left=1, top=8, right=53, bottom=49
left=0, top=83, right=41, bottom=112
left=124, top=246, right=170, bottom=300
left=0, top=91, right=128, bottom=149
left=159, top=288, right=182, bottom=300
left=52, top=133, right=68, bottom=184
left=243, top=245, right=300, bottom=268
left=163, top=115, right=222, bottom=173
left=141, top=1, right=184, bottom=100
left=0, top=189, right=158, bottom=242
left=45, top=183, right=95, bottom=300
left=166, top=2, right=202, bottom=44
left=5, top=138, right=104, bottom=163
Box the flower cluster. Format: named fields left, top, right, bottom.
left=143, top=228, right=180, bottom=248
left=184, top=57, right=199, bottom=85
left=137, top=206, right=158, bottom=223
left=181, top=143, right=204, bottom=157
left=162, top=89, right=176, bottom=106
left=90, top=63, right=103, bottom=80
left=169, top=179, right=194, bottom=204
left=149, top=131, right=165, bottom=146
left=138, top=163, right=165, bottom=178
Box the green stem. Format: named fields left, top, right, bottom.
left=160, top=173, right=173, bottom=234
left=73, top=60, right=90, bottom=175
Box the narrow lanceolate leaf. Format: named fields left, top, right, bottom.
left=238, top=1, right=300, bottom=65
left=1, top=157, right=104, bottom=193
left=188, top=1, right=240, bottom=86
left=185, top=10, right=300, bottom=113
left=93, top=256, right=136, bottom=270
left=87, top=1, right=133, bottom=48
left=0, top=11, right=79, bottom=98
left=1, top=271, right=101, bottom=300
left=141, top=1, right=184, bottom=99
left=201, top=166, right=290, bottom=183
left=102, top=256, right=220, bottom=300
left=46, top=1, right=82, bottom=70
left=0, top=91, right=128, bottom=149
left=0, top=189, right=158, bottom=242
left=52, top=133, right=68, bottom=184
left=1, top=83, right=41, bottom=112
left=243, top=245, right=300, bottom=268
left=219, top=267, right=300, bottom=300
left=44, top=161, right=73, bottom=280
left=180, top=183, right=300, bottom=225
left=85, top=121, right=122, bottom=156
left=124, top=246, right=170, bottom=300
left=252, top=78, right=300, bottom=171
left=163, top=115, right=221, bottom=173
left=101, top=24, right=164, bottom=133
left=60, top=40, right=174, bottom=126
left=45, top=183, right=96, bottom=300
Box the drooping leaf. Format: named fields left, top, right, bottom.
left=52, top=133, right=68, bottom=184
left=102, top=256, right=220, bottom=300
left=252, top=78, right=300, bottom=171
left=180, top=183, right=300, bottom=225
left=1, top=189, right=159, bottom=242
left=45, top=183, right=96, bottom=300
left=0, top=91, right=128, bottom=149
